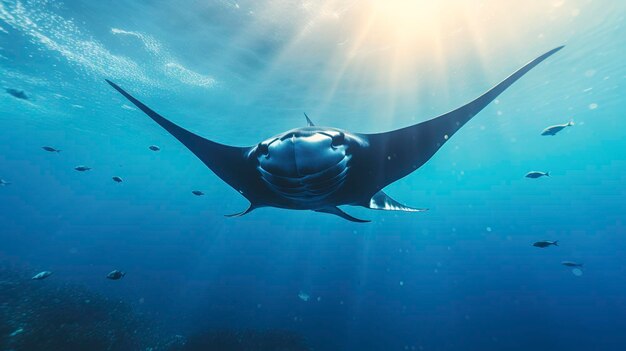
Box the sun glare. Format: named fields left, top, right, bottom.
left=367, top=0, right=443, bottom=35
left=236, top=0, right=561, bottom=129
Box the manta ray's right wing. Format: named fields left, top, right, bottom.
left=105, top=80, right=270, bottom=209
left=357, top=46, right=564, bottom=202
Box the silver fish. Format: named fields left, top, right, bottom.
left=106, top=270, right=126, bottom=280
left=541, top=121, right=574, bottom=136
left=32, top=271, right=53, bottom=280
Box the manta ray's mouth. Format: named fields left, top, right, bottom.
left=258, top=155, right=351, bottom=200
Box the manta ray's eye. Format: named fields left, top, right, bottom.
left=256, top=143, right=269, bottom=157
left=331, top=132, right=345, bottom=148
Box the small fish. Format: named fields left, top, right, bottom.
left=106, top=270, right=126, bottom=280
left=298, top=291, right=310, bottom=302
left=112, top=176, right=123, bottom=183
left=192, top=190, right=204, bottom=196
left=74, top=165, right=91, bottom=172
left=561, top=261, right=583, bottom=268
left=149, top=145, right=160, bottom=151
left=0, top=179, right=10, bottom=186
left=42, top=146, right=61, bottom=153
left=32, top=271, right=53, bottom=280
left=525, top=171, right=549, bottom=179
left=533, top=240, right=558, bottom=248
left=541, top=121, right=574, bottom=136
left=6, top=88, right=28, bottom=100
left=9, top=327, right=24, bottom=337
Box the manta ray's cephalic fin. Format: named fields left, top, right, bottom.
left=225, top=203, right=257, bottom=218
left=368, top=191, right=428, bottom=212
left=314, top=207, right=370, bottom=223
left=105, top=79, right=270, bottom=209
left=304, top=112, right=315, bottom=126
left=359, top=46, right=564, bottom=193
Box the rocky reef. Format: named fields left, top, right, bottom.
left=0, top=265, right=309, bottom=351
left=0, top=266, right=169, bottom=351
left=172, top=329, right=310, bottom=351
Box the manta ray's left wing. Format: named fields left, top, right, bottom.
left=357, top=46, right=564, bottom=200
left=106, top=80, right=269, bottom=208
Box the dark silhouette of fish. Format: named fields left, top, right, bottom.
left=106, top=47, right=563, bottom=222
left=192, top=190, right=205, bottom=196
left=149, top=145, right=160, bottom=151
left=6, top=88, right=28, bottom=100
left=533, top=240, right=558, bottom=248
left=526, top=171, right=550, bottom=178
left=112, top=176, right=123, bottom=183
left=561, top=261, right=583, bottom=267
left=42, top=146, right=61, bottom=153
left=74, top=165, right=91, bottom=172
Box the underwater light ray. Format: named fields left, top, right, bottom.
left=316, top=9, right=379, bottom=114
left=239, top=0, right=356, bottom=107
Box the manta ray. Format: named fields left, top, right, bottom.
left=106, top=46, right=563, bottom=222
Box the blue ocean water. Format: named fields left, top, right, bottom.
left=1, top=0, right=625, bottom=350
